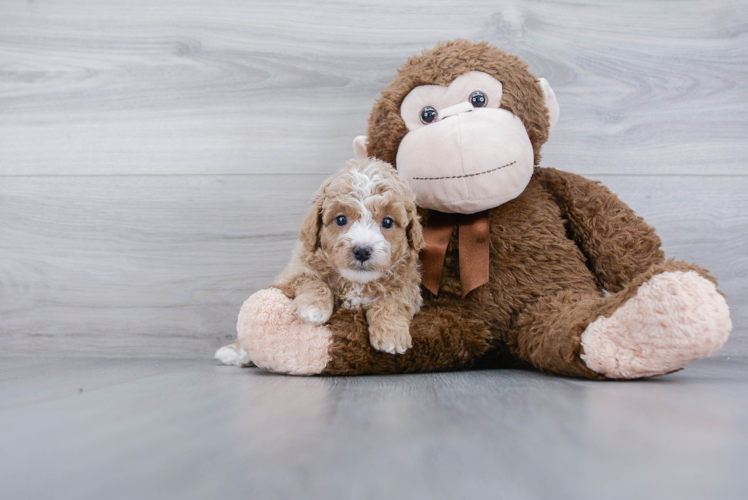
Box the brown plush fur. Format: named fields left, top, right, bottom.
left=316, top=41, right=719, bottom=378
left=276, top=158, right=425, bottom=354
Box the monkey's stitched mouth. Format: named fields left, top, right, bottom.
left=412, top=161, right=515, bottom=181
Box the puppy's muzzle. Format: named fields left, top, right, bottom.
left=352, top=245, right=373, bottom=263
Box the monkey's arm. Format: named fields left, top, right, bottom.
left=535, top=167, right=665, bottom=293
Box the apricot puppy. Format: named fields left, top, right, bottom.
left=277, top=158, right=424, bottom=354
left=215, top=158, right=424, bottom=366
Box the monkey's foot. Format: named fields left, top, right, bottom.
left=581, top=271, right=732, bottom=379
left=237, top=288, right=332, bottom=375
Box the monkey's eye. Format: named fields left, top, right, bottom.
left=381, top=217, right=394, bottom=229
left=420, top=106, right=438, bottom=124
left=335, top=215, right=347, bottom=227
left=469, top=91, right=487, bottom=108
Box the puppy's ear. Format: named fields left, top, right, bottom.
left=299, top=203, right=322, bottom=253
left=300, top=177, right=335, bottom=252
left=405, top=202, right=425, bottom=253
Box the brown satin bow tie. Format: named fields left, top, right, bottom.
left=418, top=210, right=490, bottom=298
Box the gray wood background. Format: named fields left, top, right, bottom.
left=1, top=0, right=746, bottom=358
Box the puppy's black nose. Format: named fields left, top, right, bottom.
left=352, top=246, right=372, bottom=262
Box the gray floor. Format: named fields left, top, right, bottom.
left=1, top=358, right=747, bottom=500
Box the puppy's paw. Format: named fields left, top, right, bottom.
left=297, top=307, right=330, bottom=324
left=368, top=321, right=412, bottom=355
left=292, top=293, right=333, bottom=325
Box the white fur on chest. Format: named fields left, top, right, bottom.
left=339, top=282, right=378, bottom=310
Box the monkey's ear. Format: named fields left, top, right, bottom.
left=352, top=136, right=368, bottom=160
left=538, top=78, right=560, bottom=133
left=299, top=202, right=323, bottom=253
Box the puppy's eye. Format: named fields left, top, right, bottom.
left=469, top=91, right=487, bottom=108
left=335, top=215, right=347, bottom=227
left=420, top=106, right=438, bottom=124
left=381, top=217, right=394, bottom=229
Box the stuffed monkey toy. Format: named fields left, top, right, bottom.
left=226, top=40, right=732, bottom=379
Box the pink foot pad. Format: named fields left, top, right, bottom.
left=581, top=271, right=732, bottom=379
left=237, top=288, right=332, bottom=375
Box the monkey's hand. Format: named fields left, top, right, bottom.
left=366, top=299, right=412, bottom=355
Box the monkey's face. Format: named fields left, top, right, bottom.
left=355, top=41, right=561, bottom=215
left=393, top=71, right=552, bottom=214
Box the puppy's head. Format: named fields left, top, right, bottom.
left=300, top=158, right=424, bottom=284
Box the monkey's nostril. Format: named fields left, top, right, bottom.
left=352, top=246, right=372, bottom=262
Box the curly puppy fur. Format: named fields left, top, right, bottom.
left=275, top=158, right=425, bottom=355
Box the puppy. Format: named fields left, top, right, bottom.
left=216, top=158, right=424, bottom=366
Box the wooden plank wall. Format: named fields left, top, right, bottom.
left=1, top=0, right=746, bottom=358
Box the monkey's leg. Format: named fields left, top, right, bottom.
left=236, top=288, right=494, bottom=376
left=511, top=261, right=732, bottom=379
